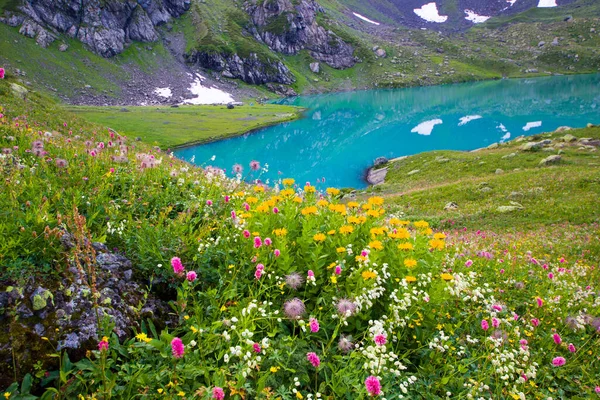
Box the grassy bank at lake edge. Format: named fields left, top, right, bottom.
left=67, top=104, right=305, bottom=149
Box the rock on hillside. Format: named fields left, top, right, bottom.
left=245, top=0, right=356, bottom=69
left=0, top=0, right=190, bottom=57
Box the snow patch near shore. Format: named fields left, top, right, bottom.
left=353, top=12, right=380, bottom=25
left=458, top=115, right=483, bottom=126
left=464, top=10, right=490, bottom=23
left=183, top=78, right=235, bottom=105
left=538, top=0, right=557, bottom=7
left=411, top=119, right=443, bottom=135
left=414, top=3, right=448, bottom=23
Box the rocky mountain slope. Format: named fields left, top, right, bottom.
left=1, top=0, right=599, bottom=105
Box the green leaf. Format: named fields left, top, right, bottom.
left=20, top=373, right=32, bottom=394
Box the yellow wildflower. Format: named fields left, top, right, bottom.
left=404, top=258, right=417, bottom=268
left=190, top=326, right=198, bottom=333
left=4, top=393, right=11, bottom=400
left=440, top=273, right=454, bottom=281
left=339, top=225, right=354, bottom=235
left=301, top=206, right=318, bottom=216
left=397, top=242, right=414, bottom=251
left=328, top=230, right=336, bottom=235
left=273, top=228, right=288, bottom=236
left=347, top=201, right=360, bottom=208
left=313, top=233, right=326, bottom=242
left=270, top=366, right=280, bottom=373
left=282, top=178, right=295, bottom=186
left=256, top=203, right=270, bottom=213
left=336, top=247, right=346, bottom=253
left=368, top=196, right=384, bottom=206
left=370, top=227, right=386, bottom=237
left=362, top=270, right=377, bottom=280
left=280, top=188, right=295, bottom=197
left=367, top=209, right=384, bottom=218
left=425, top=228, right=433, bottom=235
left=414, top=220, right=429, bottom=229
left=246, top=196, right=259, bottom=204
left=317, top=199, right=329, bottom=207
left=429, top=239, right=445, bottom=250
left=253, top=185, right=265, bottom=193
left=330, top=275, right=338, bottom=284
left=177, top=391, right=185, bottom=397
left=388, top=228, right=411, bottom=240
left=405, top=276, right=417, bottom=283
left=369, top=240, right=383, bottom=251
left=329, top=204, right=347, bottom=215
left=362, top=203, right=373, bottom=210
left=293, top=196, right=303, bottom=203
left=157, top=389, right=164, bottom=394
left=304, top=185, right=316, bottom=193
left=136, top=332, right=152, bottom=343
left=296, top=392, right=304, bottom=399
left=326, top=187, right=340, bottom=196
left=434, top=232, right=446, bottom=240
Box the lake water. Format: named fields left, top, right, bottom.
left=175, top=74, right=600, bottom=189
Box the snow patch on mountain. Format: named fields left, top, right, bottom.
left=464, top=10, right=490, bottom=23
left=353, top=12, right=381, bottom=25
left=183, top=78, right=235, bottom=105
left=414, top=3, right=448, bottom=23
left=538, top=0, right=557, bottom=7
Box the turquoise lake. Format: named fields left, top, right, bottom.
left=175, top=74, right=600, bottom=189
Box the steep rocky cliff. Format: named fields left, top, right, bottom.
left=244, top=0, right=356, bottom=69
left=0, top=0, right=190, bottom=57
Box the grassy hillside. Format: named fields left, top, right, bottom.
left=369, top=126, right=600, bottom=236
left=68, top=104, right=304, bottom=148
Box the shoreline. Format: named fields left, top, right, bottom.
left=171, top=107, right=307, bottom=150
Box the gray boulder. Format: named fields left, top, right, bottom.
left=539, top=155, right=561, bottom=166
left=310, top=62, right=320, bottom=73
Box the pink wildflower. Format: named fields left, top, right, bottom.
left=309, top=318, right=320, bottom=333
left=206, top=200, right=213, bottom=206
left=244, top=203, right=250, bottom=211
left=186, top=271, right=197, bottom=282
left=548, top=272, right=554, bottom=280
left=492, top=305, right=503, bottom=312
left=255, top=269, right=263, bottom=280
left=536, top=297, right=544, bottom=307
left=531, top=318, right=540, bottom=327
left=500, top=269, right=505, bottom=274
left=273, top=207, right=279, bottom=214
left=274, top=249, right=281, bottom=257
left=231, top=211, right=237, bottom=220
left=243, top=230, right=250, bottom=238
left=171, top=257, right=185, bottom=275
left=334, top=265, right=342, bottom=275
left=306, top=352, right=320, bottom=368
left=98, top=338, right=109, bottom=352
left=568, top=343, right=576, bottom=353
left=171, top=337, right=184, bottom=358
left=481, top=320, right=489, bottom=331
left=552, top=356, right=565, bottom=367
left=465, top=260, right=473, bottom=267
left=492, top=317, right=500, bottom=328
left=253, top=343, right=261, bottom=353
left=0, top=67, right=5, bottom=79
left=212, top=387, right=225, bottom=400
left=233, top=163, right=243, bottom=174
left=374, top=334, right=387, bottom=346
left=250, top=160, right=260, bottom=171
left=256, top=263, right=265, bottom=271
left=224, top=195, right=230, bottom=203
left=553, top=333, right=562, bottom=345
left=264, top=237, right=272, bottom=246
left=254, top=237, right=262, bottom=248
left=365, top=376, right=382, bottom=396
left=595, top=386, right=600, bottom=394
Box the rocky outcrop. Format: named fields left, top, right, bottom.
left=244, top=0, right=355, bottom=69
left=0, top=237, right=173, bottom=386
left=0, top=0, right=190, bottom=57
left=186, top=51, right=295, bottom=85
